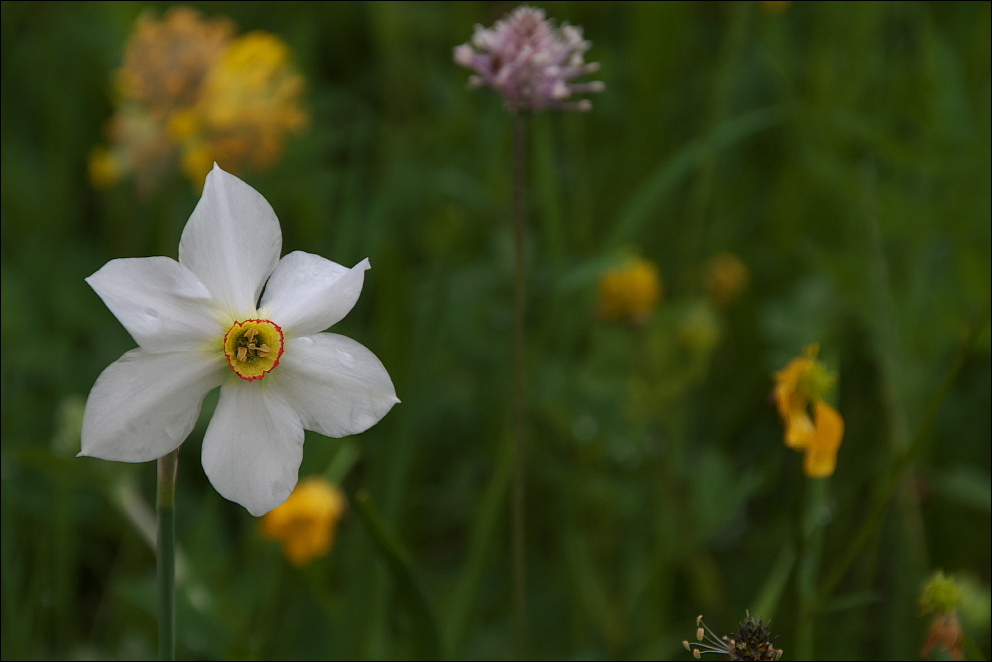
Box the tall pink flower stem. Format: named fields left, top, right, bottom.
left=511, top=113, right=529, bottom=658
left=453, top=9, right=603, bottom=656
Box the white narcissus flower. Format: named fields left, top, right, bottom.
left=80, top=164, right=399, bottom=516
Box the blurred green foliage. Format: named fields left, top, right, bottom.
left=1, top=1, right=989, bottom=660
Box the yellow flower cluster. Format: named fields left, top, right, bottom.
left=772, top=344, right=845, bottom=477
left=89, top=7, right=307, bottom=194
left=597, top=256, right=663, bottom=324
left=261, top=477, right=346, bottom=567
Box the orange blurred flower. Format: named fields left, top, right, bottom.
left=261, top=477, right=347, bottom=567
left=772, top=344, right=844, bottom=477
left=115, top=6, right=233, bottom=112
left=89, top=6, right=307, bottom=194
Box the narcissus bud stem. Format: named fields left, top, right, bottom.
left=157, top=448, right=179, bottom=661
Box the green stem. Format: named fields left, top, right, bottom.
left=795, top=477, right=829, bottom=660
left=157, top=448, right=179, bottom=661
left=448, top=436, right=513, bottom=655
left=511, top=112, right=529, bottom=660
left=354, top=490, right=444, bottom=659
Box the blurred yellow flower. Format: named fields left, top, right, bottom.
left=773, top=344, right=844, bottom=477
left=597, top=256, right=662, bottom=324
left=91, top=7, right=307, bottom=194
left=262, top=477, right=347, bottom=566
left=182, top=32, right=309, bottom=185
left=703, top=251, right=749, bottom=307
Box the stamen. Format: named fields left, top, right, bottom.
left=223, top=319, right=285, bottom=381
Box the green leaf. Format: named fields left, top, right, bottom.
left=354, top=490, right=445, bottom=660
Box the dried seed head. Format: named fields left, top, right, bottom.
left=683, top=613, right=783, bottom=661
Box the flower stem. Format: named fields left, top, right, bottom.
left=795, top=476, right=828, bottom=660
left=511, top=113, right=529, bottom=660
left=157, top=448, right=179, bottom=661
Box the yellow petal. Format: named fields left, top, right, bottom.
left=803, top=400, right=844, bottom=478
left=773, top=356, right=807, bottom=421
left=784, top=408, right=815, bottom=449
left=774, top=355, right=815, bottom=448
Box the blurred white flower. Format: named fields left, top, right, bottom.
left=80, top=164, right=398, bottom=516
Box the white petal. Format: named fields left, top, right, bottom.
left=86, top=257, right=222, bottom=352
left=259, top=252, right=369, bottom=337
left=273, top=333, right=399, bottom=438
left=178, top=164, right=282, bottom=319
left=201, top=381, right=304, bottom=516
left=80, top=348, right=225, bottom=462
